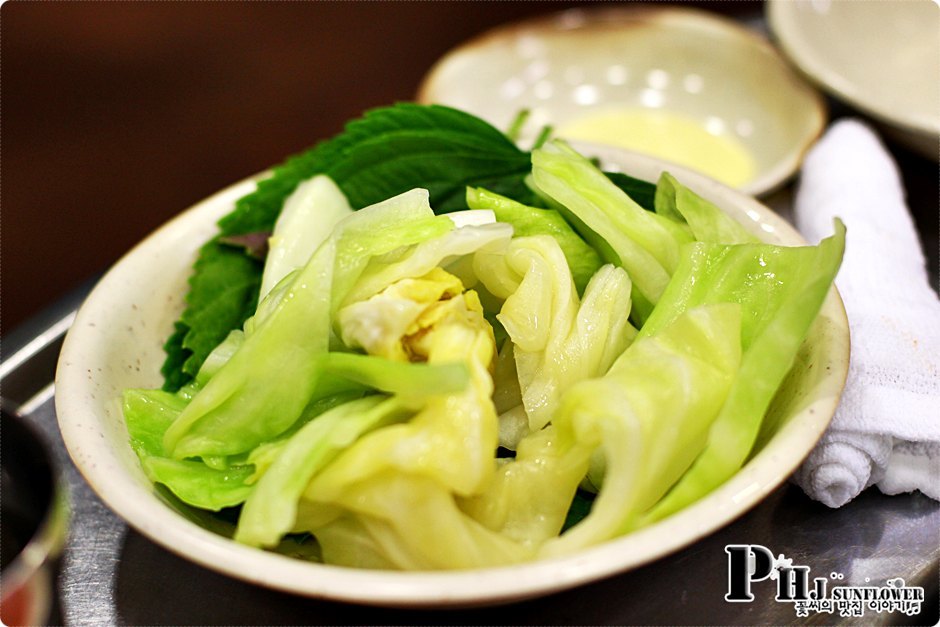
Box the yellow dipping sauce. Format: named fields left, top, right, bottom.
left=557, top=109, right=756, bottom=188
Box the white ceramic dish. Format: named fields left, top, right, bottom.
left=768, top=0, right=940, bottom=158
left=55, top=146, right=848, bottom=607
left=417, top=7, right=826, bottom=196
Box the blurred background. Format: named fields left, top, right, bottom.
left=0, top=0, right=763, bottom=333
left=0, top=0, right=934, bottom=334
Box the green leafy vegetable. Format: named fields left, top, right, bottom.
left=466, top=186, right=603, bottom=294
left=531, top=140, right=693, bottom=321
left=654, top=172, right=756, bottom=244
left=160, top=322, right=194, bottom=392
left=542, top=303, right=742, bottom=555
left=123, top=388, right=255, bottom=510
left=128, top=107, right=846, bottom=571
left=475, top=235, right=635, bottom=437
left=161, top=105, right=657, bottom=391
left=637, top=222, right=847, bottom=525
left=165, top=242, right=262, bottom=389
left=163, top=190, right=453, bottom=460
left=235, top=395, right=408, bottom=548
left=605, top=171, right=657, bottom=212
left=220, top=104, right=537, bottom=236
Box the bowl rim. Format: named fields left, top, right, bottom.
left=766, top=0, right=940, bottom=138
left=416, top=4, right=828, bottom=198
left=54, top=146, right=849, bottom=607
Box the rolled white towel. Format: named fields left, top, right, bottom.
left=792, top=119, right=940, bottom=508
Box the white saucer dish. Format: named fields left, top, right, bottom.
left=418, top=7, right=826, bottom=196
left=55, top=147, right=848, bottom=607
left=768, top=0, right=939, bottom=158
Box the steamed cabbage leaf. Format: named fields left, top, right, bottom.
left=162, top=190, right=453, bottom=459
left=459, top=425, right=588, bottom=548
left=307, top=277, right=499, bottom=499
left=259, top=175, right=353, bottom=300
left=531, top=140, right=693, bottom=319
left=466, top=186, right=603, bottom=294
left=541, top=303, right=742, bottom=556
left=291, top=269, right=528, bottom=568
left=654, top=172, right=757, bottom=245
left=235, top=395, right=409, bottom=548
left=123, top=389, right=255, bottom=510
left=311, top=474, right=533, bottom=570
left=475, top=235, right=635, bottom=437
left=638, top=222, right=847, bottom=524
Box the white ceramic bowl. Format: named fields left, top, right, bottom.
left=768, top=0, right=939, bottom=158
left=417, top=7, right=826, bottom=196
left=55, top=147, right=848, bottom=607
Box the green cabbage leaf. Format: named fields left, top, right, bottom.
left=465, top=186, right=603, bottom=294
left=654, top=172, right=757, bottom=245
left=540, top=303, right=742, bottom=556
left=637, top=222, right=847, bottom=524
left=475, top=235, right=635, bottom=437
left=162, top=190, right=453, bottom=460
left=531, top=140, right=693, bottom=320
left=259, top=175, right=353, bottom=300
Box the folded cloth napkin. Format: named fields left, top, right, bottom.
left=791, top=119, right=940, bottom=508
